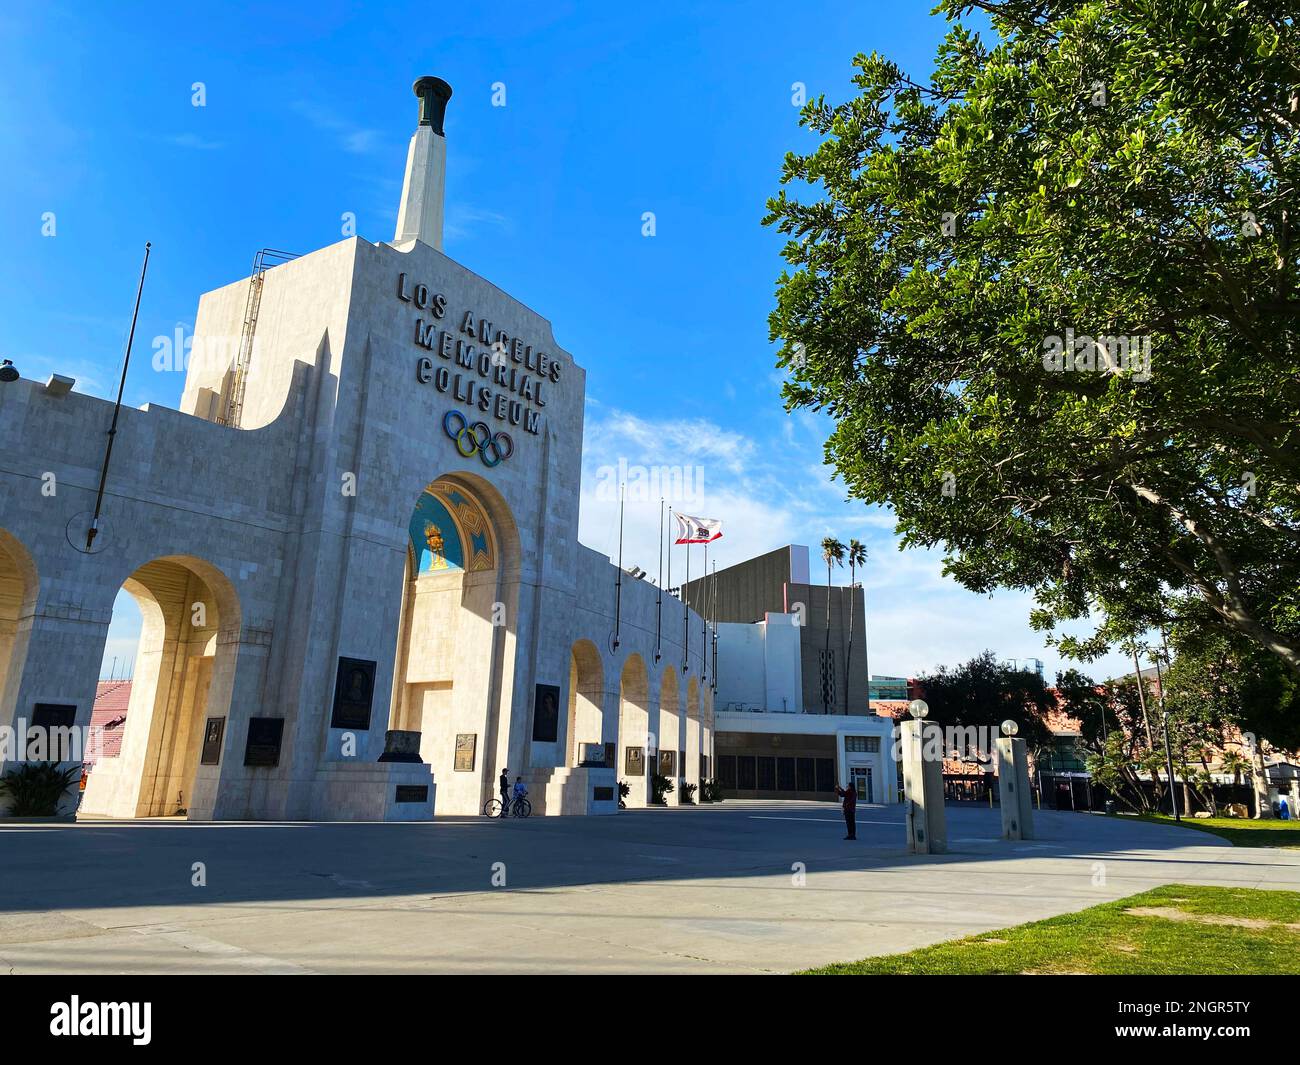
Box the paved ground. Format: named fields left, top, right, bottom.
left=2, top=800, right=1299, bottom=974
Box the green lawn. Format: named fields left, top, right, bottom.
left=1137, top=813, right=1300, bottom=849
left=804, top=885, right=1300, bottom=974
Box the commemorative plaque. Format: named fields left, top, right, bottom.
left=244, top=717, right=284, bottom=767
left=200, top=717, right=225, bottom=765
left=454, top=732, right=477, bottom=772
left=30, top=703, right=76, bottom=760
left=531, top=683, right=560, bottom=743
left=624, top=746, right=645, bottom=776
left=330, top=656, right=376, bottom=730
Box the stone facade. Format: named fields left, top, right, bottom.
left=0, top=87, right=714, bottom=822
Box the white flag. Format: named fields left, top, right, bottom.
left=674, top=513, right=722, bottom=544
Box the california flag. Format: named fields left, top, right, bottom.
left=674, top=513, right=722, bottom=544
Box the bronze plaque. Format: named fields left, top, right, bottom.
left=531, top=683, right=560, bottom=743
left=624, top=746, right=645, bottom=776
left=30, top=703, right=76, bottom=760
left=658, top=749, right=677, bottom=777
left=200, top=717, right=225, bottom=765
left=454, top=732, right=477, bottom=772
left=330, top=657, right=376, bottom=730
left=244, top=717, right=284, bottom=767
left=395, top=785, right=429, bottom=804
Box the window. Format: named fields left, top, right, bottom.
left=757, top=757, right=776, bottom=790
left=816, top=758, right=835, bottom=793
left=737, top=756, right=757, bottom=790
left=796, top=757, right=815, bottom=792
left=844, top=735, right=880, bottom=753
left=719, top=755, right=737, bottom=789
left=777, top=757, right=796, bottom=791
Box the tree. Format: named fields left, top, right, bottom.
left=845, top=538, right=868, bottom=714
left=1161, top=615, right=1300, bottom=817
left=917, top=651, right=1056, bottom=755
left=765, top=1, right=1300, bottom=676
left=1057, top=668, right=1166, bottom=812
left=820, top=537, right=845, bottom=713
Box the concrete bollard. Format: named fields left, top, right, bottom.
left=995, top=736, right=1034, bottom=840
left=900, top=718, right=946, bottom=854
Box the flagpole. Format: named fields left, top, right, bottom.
left=612, top=481, right=624, bottom=651
left=87, top=241, right=151, bottom=551
left=654, top=498, right=663, bottom=663
left=711, top=560, right=718, bottom=692
left=683, top=537, right=690, bottom=674
left=701, top=540, right=709, bottom=682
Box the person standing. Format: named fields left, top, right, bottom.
left=499, top=768, right=511, bottom=817
left=835, top=780, right=857, bottom=840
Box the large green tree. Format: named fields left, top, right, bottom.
left=916, top=651, right=1057, bottom=751
left=766, top=1, right=1300, bottom=674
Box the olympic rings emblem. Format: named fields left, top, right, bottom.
left=443, top=410, right=514, bottom=467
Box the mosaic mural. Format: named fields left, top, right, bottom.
left=408, top=482, right=495, bottom=573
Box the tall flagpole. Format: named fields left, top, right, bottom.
left=683, top=536, right=690, bottom=674
left=612, top=481, right=624, bottom=650
left=654, top=498, right=663, bottom=663
left=701, top=540, right=709, bottom=682
left=711, top=560, right=718, bottom=692
left=87, top=241, right=152, bottom=551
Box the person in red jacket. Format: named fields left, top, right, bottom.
left=835, top=781, right=857, bottom=840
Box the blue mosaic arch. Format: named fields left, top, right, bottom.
left=408, top=481, right=496, bottom=574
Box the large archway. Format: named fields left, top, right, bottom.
left=657, top=667, right=681, bottom=805
left=566, top=638, right=605, bottom=768
left=387, top=474, right=519, bottom=815
left=0, top=529, right=38, bottom=724
left=81, top=555, right=241, bottom=819
left=685, top=675, right=702, bottom=800
left=618, top=654, right=650, bottom=808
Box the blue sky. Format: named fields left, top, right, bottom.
left=0, top=1, right=1132, bottom=685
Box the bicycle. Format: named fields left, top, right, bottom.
left=483, top=795, right=532, bottom=818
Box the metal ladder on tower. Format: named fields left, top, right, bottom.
left=218, top=247, right=299, bottom=427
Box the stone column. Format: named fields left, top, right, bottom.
left=995, top=736, right=1035, bottom=840
left=900, top=719, right=946, bottom=854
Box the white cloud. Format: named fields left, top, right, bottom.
left=290, top=101, right=383, bottom=156
left=578, top=404, right=1133, bottom=683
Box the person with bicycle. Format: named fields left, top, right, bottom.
left=512, top=776, right=528, bottom=812
left=498, top=768, right=511, bottom=818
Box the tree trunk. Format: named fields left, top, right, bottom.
left=844, top=563, right=855, bottom=717
left=823, top=562, right=831, bottom=715
left=1254, top=744, right=1274, bottom=819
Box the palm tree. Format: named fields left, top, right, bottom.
left=845, top=539, right=867, bottom=714
left=1220, top=749, right=1250, bottom=787
left=820, top=537, right=845, bottom=714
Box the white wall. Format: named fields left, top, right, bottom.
left=715, top=612, right=802, bottom=713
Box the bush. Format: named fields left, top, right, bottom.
left=700, top=778, right=724, bottom=802
left=0, top=762, right=80, bottom=817
left=680, top=781, right=697, bottom=804
left=651, top=773, right=675, bottom=805
left=617, top=779, right=631, bottom=809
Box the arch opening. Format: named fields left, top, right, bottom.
left=617, top=654, right=650, bottom=808
left=566, top=638, right=605, bottom=769
left=387, top=475, right=519, bottom=815
left=0, top=529, right=38, bottom=724
left=81, top=555, right=241, bottom=819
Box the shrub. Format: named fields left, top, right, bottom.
left=0, top=762, right=80, bottom=817
left=680, top=781, right=698, bottom=804
left=651, top=773, right=675, bottom=805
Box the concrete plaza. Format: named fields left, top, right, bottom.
left=2, top=801, right=1298, bottom=974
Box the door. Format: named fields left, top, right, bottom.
left=851, top=767, right=873, bottom=804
